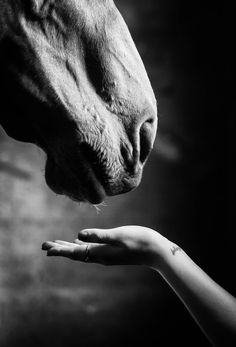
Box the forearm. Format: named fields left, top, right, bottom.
left=152, top=241, right=236, bottom=346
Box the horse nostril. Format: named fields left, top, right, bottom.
left=121, top=117, right=157, bottom=173
left=139, top=118, right=156, bottom=164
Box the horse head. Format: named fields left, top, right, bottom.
left=0, top=0, right=157, bottom=204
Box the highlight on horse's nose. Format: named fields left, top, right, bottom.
left=139, top=117, right=157, bottom=164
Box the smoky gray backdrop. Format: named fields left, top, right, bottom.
left=0, top=1, right=234, bottom=346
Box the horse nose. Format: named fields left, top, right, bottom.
left=122, top=113, right=157, bottom=174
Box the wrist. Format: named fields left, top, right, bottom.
left=150, top=237, right=182, bottom=273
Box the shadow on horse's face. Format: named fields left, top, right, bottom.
left=0, top=0, right=157, bottom=204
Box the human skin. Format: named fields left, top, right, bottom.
left=42, top=226, right=236, bottom=346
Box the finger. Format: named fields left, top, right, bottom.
left=47, top=244, right=88, bottom=260
left=42, top=241, right=58, bottom=250
left=78, top=228, right=121, bottom=245
left=42, top=240, right=78, bottom=251
left=73, top=239, right=104, bottom=250
left=54, top=240, right=75, bottom=247
left=74, top=239, right=90, bottom=246
left=46, top=243, right=124, bottom=265
left=47, top=242, right=131, bottom=265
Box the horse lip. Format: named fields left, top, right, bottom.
left=79, top=159, right=106, bottom=204
left=45, top=143, right=141, bottom=204
left=45, top=152, right=106, bottom=204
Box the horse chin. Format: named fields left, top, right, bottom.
left=44, top=156, right=107, bottom=205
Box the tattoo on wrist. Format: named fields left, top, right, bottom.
left=171, top=246, right=182, bottom=256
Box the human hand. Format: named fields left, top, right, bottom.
left=42, top=226, right=172, bottom=269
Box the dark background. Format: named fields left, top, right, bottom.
left=0, top=1, right=234, bottom=346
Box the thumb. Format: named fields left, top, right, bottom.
left=78, top=228, right=121, bottom=245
